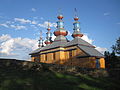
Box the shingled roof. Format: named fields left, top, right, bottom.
left=77, top=45, right=104, bottom=57
left=29, top=47, right=42, bottom=55
left=40, top=40, right=68, bottom=51
left=30, top=36, right=104, bottom=58
left=65, top=37, right=94, bottom=47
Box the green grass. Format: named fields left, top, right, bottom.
left=0, top=63, right=120, bottom=90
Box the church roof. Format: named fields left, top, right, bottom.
left=65, top=37, right=94, bottom=47
left=29, top=48, right=41, bottom=55
left=54, top=35, right=68, bottom=41
left=30, top=37, right=104, bottom=58
left=40, top=40, right=68, bottom=51
left=77, top=45, right=104, bottom=57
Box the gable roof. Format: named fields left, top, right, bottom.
left=30, top=37, right=104, bottom=58
left=40, top=40, right=68, bottom=51
left=77, top=45, right=104, bottom=57
left=29, top=47, right=41, bottom=55
left=65, top=37, right=94, bottom=47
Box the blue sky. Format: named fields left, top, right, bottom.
left=0, top=0, right=120, bottom=60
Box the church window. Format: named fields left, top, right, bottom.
left=53, top=53, right=55, bottom=60
left=96, top=59, right=100, bottom=68
left=45, top=54, right=47, bottom=61
left=34, top=57, right=39, bottom=62
left=69, top=50, right=72, bottom=58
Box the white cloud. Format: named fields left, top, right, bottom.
left=10, top=25, right=26, bottom=30
left=0, top=23, right=9, bottom=28
left=0, top=22, right=26, bottom=30
left=0, top=34, right=38, bottom=60
left=95, top=47, right=107, bottom=54
left=14, top=18, right=38, bottom=25
left=38, top=21, right=56, bottom=28
left=31, top=21, right=37, bottom=24
left=51, top=34, right=56, bottom=41
left=67, top=31, right=72, bottom=36
left=0, top=34, right=11, bottom=42
left=14, top=18, right=31, bottom=24
left=104, top=12, right=110, bottom=16
left=31, top=8, right=36, bottom=12
left=81, top=34, right=93, bottom=44
left=81, top=34, right=107, bottom=54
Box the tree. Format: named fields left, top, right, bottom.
left=104, top=51, right=111, bottom=68
left=112, top=37, right=120, bottom=55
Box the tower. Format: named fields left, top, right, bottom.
left=72, top=8, right=83, bottom=38
left=54, top=13, right=68, bottom=42
left=44, top=21, right=52, bottom=45
left=38, top=30, right=44, bottom=48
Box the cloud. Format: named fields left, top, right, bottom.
left=51, top=34, right=56, bottom=41
left=10, top=25, right=26, bottom=30
left=0, top=23, right=9, bottom=28
left=81, top=34, right=107, bottom=54
left=95, top=47, right=107, bottom=54
left=104, top=12, right=110, bottom=16
left=0, top=23, right=26, bottom=30
left=0, top=34, right=11, bottom=43
left=38, top=21, right=56, bottom=28
left=81, top=34, right=93, bottom=44
left=31, top=21, right=37, bottom=24
left=14, top=18, right=31, bottom=24
left=31, top=8, right=36, bottom=12
left=0, top=34, right=38, bottom=60
left=14, top=18, right=38, bottom=25
left=1, top=18, right=56, bottom=31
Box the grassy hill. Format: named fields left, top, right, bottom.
left=0, top=59, right=120, bottom=90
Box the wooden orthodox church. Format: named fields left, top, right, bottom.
left=29, top=11, right=105, bottom=68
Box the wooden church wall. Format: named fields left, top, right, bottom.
left=32, top=46, right=105, bottom=68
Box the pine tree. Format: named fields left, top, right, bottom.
left=112, top=37, right=120, bottom=55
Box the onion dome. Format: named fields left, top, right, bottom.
left=57, top=14, right=63, bottom=20
left=72, top=9, right=83, bottom=38
left=47, top=27, right=51, bottom=30
left=54, top=14, right=68, bottom=36
left=74, top=16, right=79, bottom=21
left=38, top=31, right=44, bottom=47
left=45, top=21, right=52, bottom=45
left=44, top=31, right=52, bottom=45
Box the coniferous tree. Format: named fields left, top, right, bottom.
left=112, top=37, right=120, bottom=55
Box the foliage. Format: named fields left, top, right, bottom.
left=104, top=37, right=120, bottom=80
left=104, top=51, right=119, bottom=68
left=112, top=37, right=120, bottom=55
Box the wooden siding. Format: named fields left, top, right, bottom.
left=31, top=46, right=105, bottom=68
